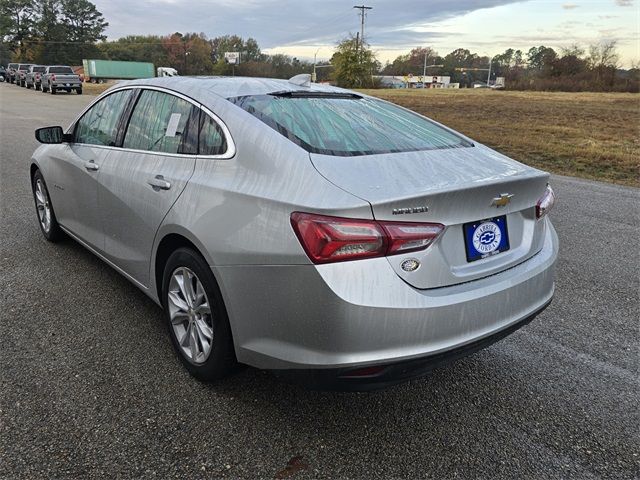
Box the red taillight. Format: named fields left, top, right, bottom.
left=536, top=185, right=555, bottom=219
left=290, top=212, right=444, bottom=264
left=79, top=74, right=84, bottom=82
left=50, top=74, right=56, bottom=81
left=35, top=73, right=40, bottom=80
left=380, top=221, right=445, bottom=255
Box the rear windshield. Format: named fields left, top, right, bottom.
left=33, top=66, right=46, bottom=73
left=18, top=65, right=32, bottom=71
left=229, top=93, right=471, bottom=156
left=49, top=66, right=74, bottom=74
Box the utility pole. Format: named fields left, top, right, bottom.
left=353, top=5, right=372, bottom=53
left=486, top=56, right=493, bottom=86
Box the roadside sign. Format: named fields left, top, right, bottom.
left=225, top=52, right=241, bottom=65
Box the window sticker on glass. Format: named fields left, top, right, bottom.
left=165, top=113, right=182, bottom=137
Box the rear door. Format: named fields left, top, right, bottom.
left=47, top=89, right=135, bottom=251
left=97, top=88, right=200, bottom=285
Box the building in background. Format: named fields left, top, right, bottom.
left=376, top=75, right=459, bottom=89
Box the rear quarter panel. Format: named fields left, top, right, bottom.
left=156, top=96, right=373, bottom=268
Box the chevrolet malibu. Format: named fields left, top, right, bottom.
left=30, top=76, right=558, bottom=389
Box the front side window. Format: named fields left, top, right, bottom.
left=123, top=90, right=197, bottom=154
left=230, top=93, right=471, bottom=156
left=75, top=90, right=133, bottom=146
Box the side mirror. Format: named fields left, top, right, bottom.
left=35, top=126, right=72, bottom=144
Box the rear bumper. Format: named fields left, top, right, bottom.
left=276, top=298, right=551, bottom=391
left=52, top=82, right=81, bottom=88
left=213, top=219, right=558, bottom=374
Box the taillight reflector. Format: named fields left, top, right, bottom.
left=291, top=212, right=444, bottom=264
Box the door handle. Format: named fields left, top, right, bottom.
left=84, top=160, right=99, bottom=171
left=148, top=175, right=171, bottom=190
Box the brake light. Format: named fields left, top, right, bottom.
left=50, top=74, right=56, bottom=81
left=290, top=212, right=444, bottom=264
left=536, top=185, right=555, bottom=219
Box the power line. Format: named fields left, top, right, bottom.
left=353, top=5, right=372, bottom=53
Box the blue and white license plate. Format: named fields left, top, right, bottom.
left=463, top=215, right=510, bottom=262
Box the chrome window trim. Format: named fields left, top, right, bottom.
left=65, top=84, right=236, bottom=160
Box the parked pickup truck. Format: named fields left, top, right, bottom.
left=25, top=65, right=47, bottom=90
left=15, top=63, right=34, bottom=87
left=41, top=65, right=82, bottom=94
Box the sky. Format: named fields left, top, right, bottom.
left=93, top=0, right=639, bottom=67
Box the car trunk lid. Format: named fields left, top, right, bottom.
left=310, top=144, right=550, bottom=289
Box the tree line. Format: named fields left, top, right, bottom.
left=379, top=43, right=638, bottom=92
left=1, top=0, right=637, bottom=92
left=0, top=0, right=107, bottom=65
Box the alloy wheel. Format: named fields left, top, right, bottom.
left=167, top=267, right=214, bottom=364
left=34, top=179, right=52, bottom=233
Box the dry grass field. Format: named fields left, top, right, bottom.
left=360, top=89, right=640, bottom=187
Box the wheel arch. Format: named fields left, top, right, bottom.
left=153, top=229, right=239, bottom=354
left=153, top=229, right=215, bottom=303
left=30, top=161, right=40, bottom=183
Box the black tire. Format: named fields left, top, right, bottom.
left=26, top=82, right=32, bottom=89
left=76, top=88, right=82, bottom=95
left=32, top=169, right=63, bottom=242
left=50, top=87, right=56, bottom=95
left=42, top=85, right=48, bottom=93
left=162, top=248, right=236, bottom=381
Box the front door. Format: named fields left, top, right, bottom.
left=48, top=89, right=135, bottom=251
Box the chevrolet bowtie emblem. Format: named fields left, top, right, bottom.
left=491, top=193, right=514, bottom=208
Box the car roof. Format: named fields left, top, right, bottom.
left=114, top=76, right=352, bottom=100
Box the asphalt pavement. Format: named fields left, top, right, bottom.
left=0, top=82, right=638, bottom=479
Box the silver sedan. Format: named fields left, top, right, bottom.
left=30, top=76, right=558, bottom=390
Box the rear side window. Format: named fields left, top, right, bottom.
left=199, top=113, right=227, bottom=155
left=123, top=90, right=198, bottom=154
left=230, top=94, right=471, bottom=156
left=48, top=66, right=74, bottom=74
left=75, top=90, right=133, bottom=146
